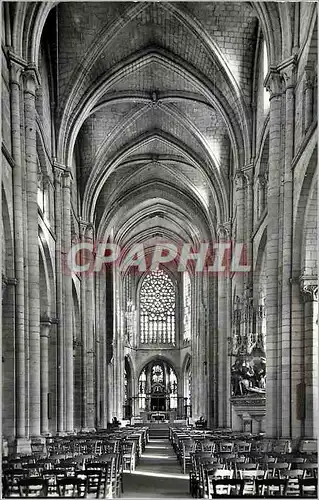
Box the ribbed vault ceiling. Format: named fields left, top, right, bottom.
left=57, top=1, right=259, bottom=251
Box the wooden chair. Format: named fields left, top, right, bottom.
left=234, top=441, right=251, bottom=454
left=209, top=478, right=245, bottom=497
left=4, top=469, right=28, bottom=496
left=206, top=469, right=233, bottom=499
left=181, top=440, right=196, bottom=474
left=42, top=469, right=66, bottom=496
left=77, top=470, right=103, bottom=498
left=200, top=464, right=225, bottom=498
left=219, top=442, right=234, bottom=453
left=255, top=478, right=288, bottom=497
left=57, top=477, right=88, bottom=497
left=299, top=440, right=317, bottom=455
left=282, top=469, right=305, bottom=496
left=122, top=441, right=136, bottom=472
left=296, top=463, right=318, bottom=478
left=298, top=478, right=318, bottom=497
left=18, top=478, right=48, bottom=497
left=239, top=469, right=266, bottom=495
left=235, top=462, right=258, bottom=479
left=267, top=462, right=291, bottom=478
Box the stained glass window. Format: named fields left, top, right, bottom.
left=140, top=270, right=176, bottom=344
left=152, top=365, right=164, bottom=384
left=183, top=271, right=191, bottom=341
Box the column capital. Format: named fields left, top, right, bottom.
left=264, top=68, right=282, bottom=98
left=79, top=219, right=94, bottom=239
left=2, top=275, right=18, bottom=293
left=40, top=316, right=52, bottom=337
left=42, top=173, right=53, bottom=189
left=23, top=66, right=41, bottom=95
left=53, top=162, right=71, bottom=184
left=217, top=219, right=232, bottom=238
left=8, top=50, right=26, bottom=85
left=304, top=66, right=316, bottom=90
left=242, top=163, right=254, bottom=184
left=62, top=169, right=72, bottom=189
left=278, top=55, right=297, bottom=90
left=299, top=275, right=318, bottom=302
left=258, top=173, right=268, bottom=186
left=234, top=170, right=246, bottom=190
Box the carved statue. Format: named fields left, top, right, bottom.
left=231, top=357, right=266, bottom=396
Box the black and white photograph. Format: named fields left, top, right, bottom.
left=1, top=0, right=318, bottom=498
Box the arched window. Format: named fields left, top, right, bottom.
left=184, top=357, right=192, bottom=413
left=138, top=369, right=147, bottom=409
left=183, top=271, right=191, bottom=341
left=139, top=269, right=176, bottom=344
left=169, top=367, right=178, bottom=409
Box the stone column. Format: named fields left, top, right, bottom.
left=191, top=273, right=200, bottom=420
left=9, top=55, right=27, bottom=445
left=53, top=165, right=64, bottom=433
left=84, top=223, right=95, bottom=429
left=95, top=277, right=101, bottom=426
left=40, top=318, right=51, bottom=435
left=79, top=221, right=87, bottom=429
left=99, top=272, right=108, bottom=428
left=244, top=165, right=254, bottom=288
left=23, top=67, right=41, bottom=437
left=234, top=171, right=246, bottom=297
left=304, top=68, right=314, bottom=133
left=62, top=170, right=74, bottom=433
left=217, top=223, right=231, bottom=428
left=264, top=69, right=283, bottom=437
left=279, top=59, right=296, bottom=437
left=113, top=267, right=123, bottom=418
left=301, top=280, right=318, bottom=438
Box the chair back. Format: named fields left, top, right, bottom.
left=255, top=478, right=288, bottom=497
left=298, top=478, right=318, bottom=497
left=18, top=478, right=48, bottom=497
left=57, top=477, right=88, bottom=498
left=211, top=478, right=244, bottom=497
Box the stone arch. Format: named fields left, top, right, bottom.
left=59, top=48, right=245, bottom=171
left=3, top=2, right=13, bottom=48
left=293, top=144, right=317, bottom=275
left=252, top=3, right=283, bottom=65
left=38, top=226, right=55, bottom=316
left=1, top=185, right=14, bottom=279
left=39, top=240, right=50, bottom=318
left=124, top=355, right=135, bottom=419
left=182, top=353, right=192, bottom=401
left=86, top=130, right=227, bottom=226
left=137, top=354, right=180, bottom=383
left=301, top=173, right=317, bottom=276
left=303, top=11, right=317, bottom=71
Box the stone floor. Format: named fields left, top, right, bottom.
left=122, top=438, right=190, bottom=499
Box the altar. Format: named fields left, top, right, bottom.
left=150, top=412, right=167, bottom=422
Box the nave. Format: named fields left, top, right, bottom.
left=1, top=3, right=318, bottom=497
left=122, top=437, right=188, bottom=499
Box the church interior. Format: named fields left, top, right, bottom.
left=1, top=1, right=318, bottom=497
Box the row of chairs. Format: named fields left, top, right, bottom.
left=195, top=477, right=317, bottom=497
left=3, top=426, right=150, bottom=498
left=190, top=464, right=318, bottom=498
left=3, top=456, right=122, bottom=498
